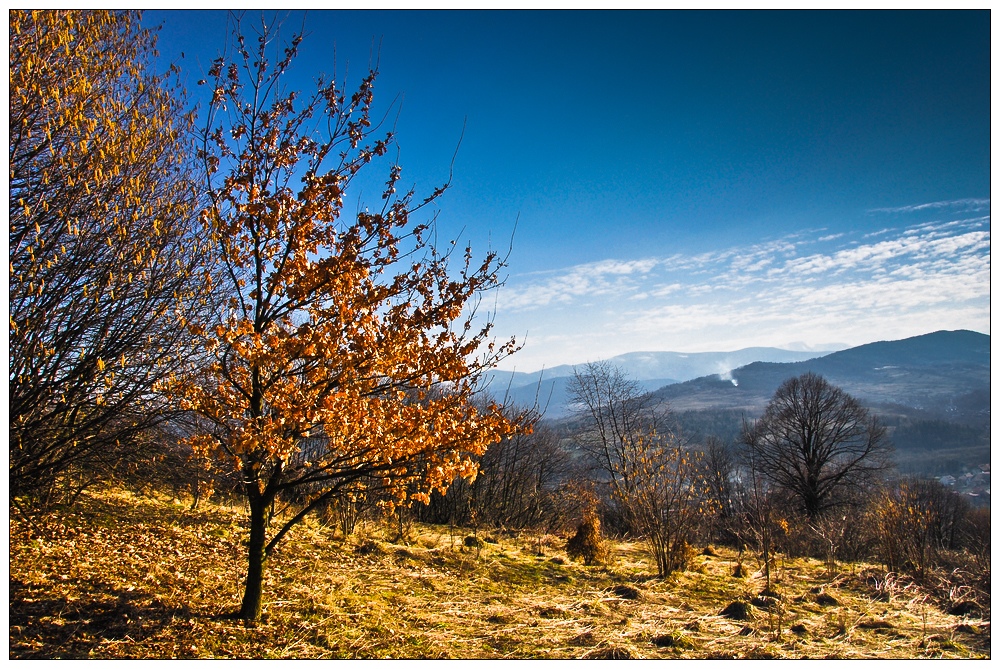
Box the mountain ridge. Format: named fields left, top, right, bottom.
left=487, top=330, right=989, bottom=424
left=646, top=329, right=990, bottom=477
left=651, top=330, right=989, bottom=435
left=484, top=346, right=837, bottom=414
left=489, top=345, right=839, bottom=385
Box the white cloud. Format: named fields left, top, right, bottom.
left=498, top=256, right=661, bottom=310
left=588, top=258, right=660, bottom=275
left=867, top=198, right=990, bottom=215
left=491, top=212, right=990, bottom=369
left=650, top=282, right=684, bottom=297
left=863, top=227, right=895, bottom=238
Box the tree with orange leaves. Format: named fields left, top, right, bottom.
left=174, top=14, right=520, bottom=620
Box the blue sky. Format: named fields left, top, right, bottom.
left=144, top=10, right=991, bottom=371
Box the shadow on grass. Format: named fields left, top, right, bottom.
left=9, top=577, right=194, bottom=659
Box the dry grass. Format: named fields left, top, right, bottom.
left=9, top=487, right=991, bottom=659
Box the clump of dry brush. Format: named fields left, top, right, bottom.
left=566, top=513, right=609, bottom=566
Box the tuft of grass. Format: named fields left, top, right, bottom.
left=9, top=487, right=992, bottom=659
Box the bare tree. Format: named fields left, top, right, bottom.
left=569, top=362, right=707, bottom=576
left=416, top=407, right=573, bottom=532
left=737, top=418, right=783, bottom=589
left=470, top=416, right=571, bottom=529
left=742, top=373, right=891, bottom=519
left=568, top=361, right=664, bottom=497
left=699, top=435, right=739, bottom=545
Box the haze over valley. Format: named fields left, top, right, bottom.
left=491, top=330, right=990, bottom=485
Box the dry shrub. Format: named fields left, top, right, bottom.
left=566, top=514, right=609, bottom=566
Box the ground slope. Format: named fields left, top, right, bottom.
left=9, top=488, right=990, bottom=659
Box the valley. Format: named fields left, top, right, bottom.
left=493, top=330, right=991, bottom=488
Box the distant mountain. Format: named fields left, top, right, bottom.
left=488, top=330, right=989, bottom=477
left=650, top=330, right=990, bottom=476
left=483, top=346, right=836, bottom=418
left=652, top=330, right=990, bottom=424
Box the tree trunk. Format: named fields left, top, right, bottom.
left=238, top=492, right=268, bottom=620
left=802, top=487, right=822, bottom=519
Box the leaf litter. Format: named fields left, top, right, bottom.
left=10, top=487, right=990, bottom=658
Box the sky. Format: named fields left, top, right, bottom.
left=143, top=10, right=991, bottom=372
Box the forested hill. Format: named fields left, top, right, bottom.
left=646, top=330, right=989, bottom=476
left=650, top=329, right=989, bottom=423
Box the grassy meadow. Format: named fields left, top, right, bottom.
left=9, top=487, right=990, bottom=659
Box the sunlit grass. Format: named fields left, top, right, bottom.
left=9, top=487, right=990, bottom=658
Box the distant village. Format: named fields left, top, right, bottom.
left=936, top=463, right=991, bottom=506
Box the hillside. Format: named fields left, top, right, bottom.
left=9, top=488, right=990, bottom=659
left=489, top=331, right=989, bottom=428
left=646, top=330, right=990, bottom=476
left=515, top=330, right=990, bottom=477
left=653, top=330, right=988, bottom=416
left=485, top=347, right=835, bottom=417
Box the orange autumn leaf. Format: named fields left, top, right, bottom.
left=166, top=14, right=523, bottom=621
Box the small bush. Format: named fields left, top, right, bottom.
left=566, top=515, right=608, bottom=566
